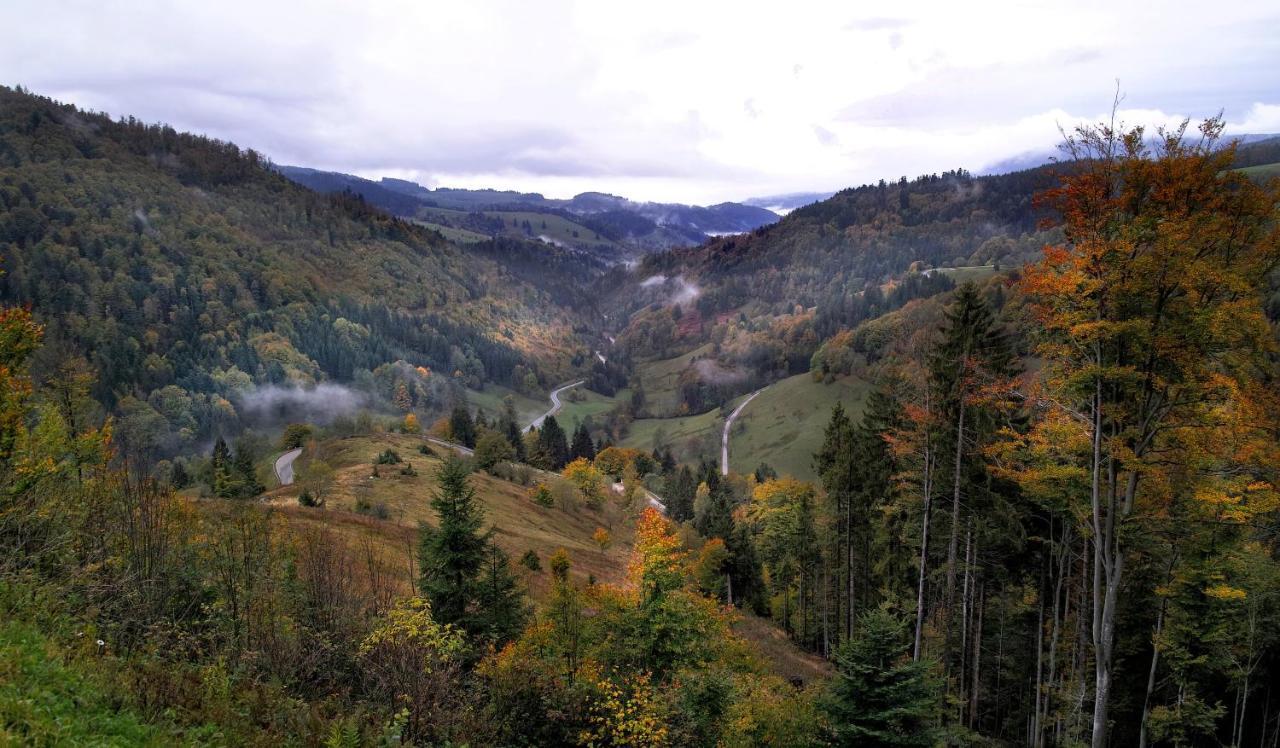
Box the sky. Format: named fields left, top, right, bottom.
left=3, top=0, right=1279, bottom=205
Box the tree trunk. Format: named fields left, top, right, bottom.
left=970, top=582, right=985, bottom=730
left=914, top=450, right=933, bottom=661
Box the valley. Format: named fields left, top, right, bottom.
left=2, top=78, right=1279, bottom=747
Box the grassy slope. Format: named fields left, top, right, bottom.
left=621, top=407, right=724, bottom=466
left=270, top=432, right=635, bottom=597
left=1238, top=162, right=1280, bottom=180
left=0, top=619, right=207, bottom=746
left=636, top=343, right=715, bottom=416
left=729, top=373, right=872, bottom=480
left=466, top=384, right=548, bottom=426
left=555, top=387, right=630, bottom=428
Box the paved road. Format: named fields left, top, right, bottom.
left=721, top=388, right=766, bottom=476
left=524, top=380, right=584, bottom=433
left=426, top=437, right=474, bottom=456
left=274, top=447, right=303, bottom=486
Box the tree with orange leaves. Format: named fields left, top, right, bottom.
left=1016, top=112, right=1280, bottom=748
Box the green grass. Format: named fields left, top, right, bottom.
left=466, top=384, right=548, bottom=426
left=635, top=343, right=715, bottom=416
left=0, top=618, right=203, bottom=746
left=1237, top=162, right=1280, bottom=181
left=484, top=210, right=615, bottom=249
left=930, top=265, right=999, bottom=284
left=728, top=373, right=872, bottom=480
left=621, top=405, right=726, bottom=466
left=555, top=387, right=629, bottom=428
left=415, top=220, right=489, bottom=244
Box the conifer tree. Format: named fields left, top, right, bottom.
left=537, top=415, right=569, bottom=470
left=418, top=456, right=487, bottom=627
left=449, top=405, right=476, bottom=448
left=569, top=423, right=595, bottom=462
left=472, top=540, right=530, bottom=645
left=823, top=608, right=941, bottom=746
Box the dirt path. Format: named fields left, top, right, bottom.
left=721, top=388, right=765, bottom=476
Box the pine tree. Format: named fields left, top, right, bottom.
left=499, top=395, right=525, bottom=461
left=537, top=415, right=569, bottom=470
left=211, top=436, right=234, bottom=498
left=569, top=423, right=595, bottom=462
left=472, top=540, right=530, bottom=645
left=823, top=608, right=941, bottom=746
left=233, top=439, right=264, bottom=498
left=449, top=405, right=476, bottom=448
left=418, top=456, right=487, bottom=627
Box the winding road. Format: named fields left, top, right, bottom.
left=721, top=388, right=766, bottom=476
left=274, top=447, right=303, bottom=486
left=524, top=380, right=584, bottom=433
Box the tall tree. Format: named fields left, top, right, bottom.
left=1018, top=115, right=1280, bottom=747
left=418, top=456, right=487, bottom=628
left=537, top=415, right=569, bottom=471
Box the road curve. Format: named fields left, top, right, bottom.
left=524, top=380, right=584, bottom=433
left=274, top=447, right=303, bottom=486
left=721, top=388, right=765, bottom=476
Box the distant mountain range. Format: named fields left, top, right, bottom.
left=277, top=166, right=779, bottom=255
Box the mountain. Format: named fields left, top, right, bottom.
left=276, top=165, right=779, bottom=253
left=0, top=86, right=598, bottom=453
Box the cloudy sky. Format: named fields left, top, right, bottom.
left=3, top=0, right=1279, bottom=204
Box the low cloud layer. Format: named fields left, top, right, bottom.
left=237, top=383, right=366, bottom=426
left=2, top=1, right=1277, bottom=203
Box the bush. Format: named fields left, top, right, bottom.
left=374, top=449, right=402, bottom=465
left=418, top=443, right=435, bottom=456
left=280, top=423, right=313, bottom=450
left=399, top=462, right=418, bottom=477
left=520, top=549, right=541, bottom=571
left=529, top=483, right=554, bottom=508
left=297, top=488, right=319, bottom=507
left=355, top=497, right=392, bottom=520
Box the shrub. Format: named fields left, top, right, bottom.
left=374, top=449, right=402, bottom=465
left=399, top=462, right=418, bottom=477
left=520, top=549, right=541, bottom=572
left=529, top=483, right=554, bottom=508
left=297, top=488, right=319, bottom=507
left=417, top=443, right=435, bottom=456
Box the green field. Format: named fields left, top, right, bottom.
left=621, top=406, right=725, bottom=466
left=1238, top=162, right=1280, bottom=181
left=635, top=343, right=715, bottom=416
left=727, top=372, right=872, bottom=480
left=930, top=265, right=999, bottom=284
left=416, top=220, right=490, bottom=244
left=556, top=387, right=629, bottom=428
left=465, top=384, right=548, bottom=426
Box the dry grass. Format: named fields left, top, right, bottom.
left=264, top=431, right=637, bottom=602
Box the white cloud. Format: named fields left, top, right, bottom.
left=1, top=0, right=1276, bottom=204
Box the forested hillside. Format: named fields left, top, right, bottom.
left=0, top=86, right=597, bottom=457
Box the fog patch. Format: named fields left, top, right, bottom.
left=237, top=383, right=367, bottom=426
left=693, top=358, right=746, bottom=385
left=640, top=274, right=668, bottom=288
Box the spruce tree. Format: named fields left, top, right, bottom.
left=537, top=415, right=569, bottom=470
left=499, top=395, right=526, bottom=461
left=472, top=541, right=530, bottom=645
left=418, top=456, right=487, bottom=627
left=569, top=423, right=595, bottom=462
left=449, top=405, right=476, bottom=448
left=824, top=608, right=941, bottom=746
left=211, top=436, right=234, bottom=498
left=233, top=439, right=265, bottom=498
